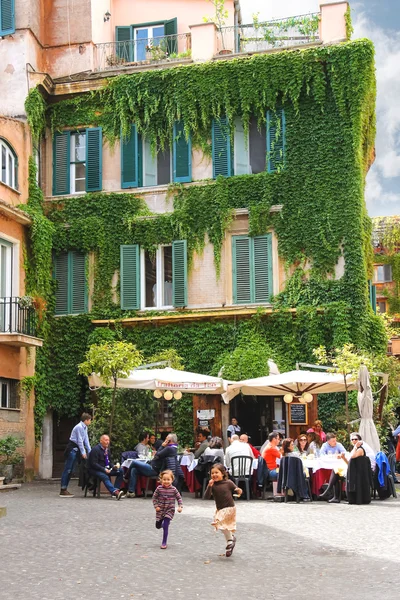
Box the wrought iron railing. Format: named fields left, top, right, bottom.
left=95, top=32, right=192, bottom=71
left=217, top=13, right=320, bottom=55
left=0, top=297, right=37, bottom=337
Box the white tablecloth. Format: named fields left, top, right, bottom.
left=303, top=455, right=348, bottom=473
left=121, top=458, right=148, bottom=469
left=186, top=457, right=258, bottom=473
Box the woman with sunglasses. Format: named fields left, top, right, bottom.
left=294, top=434, right=309, bottom=456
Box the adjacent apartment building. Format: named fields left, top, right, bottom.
left=0, top=0, right=386, bottom=475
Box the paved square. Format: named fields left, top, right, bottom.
left=0, top=481, right=399, bottom=600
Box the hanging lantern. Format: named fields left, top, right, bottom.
left=164, top=390, right=173, bottom=400
left=303, top=392, right=313, bottom=403
left=173, top=391, right=182, bottom=400
left=298, top=395, right=306, bottom=404
left=153, top=389, right=163, bottom=399
left=283, top=394, right=293, bottom=403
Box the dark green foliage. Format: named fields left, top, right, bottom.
left=23, top=40, right=388, bottom=440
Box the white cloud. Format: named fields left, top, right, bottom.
left=353, top=13, right=400, bottom=215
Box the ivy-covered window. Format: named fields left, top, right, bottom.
left=0, top=0, right=15, bottom=36
left=121, top=121, right=191, bottom=188
left=120, top=241, right=187, bottom=310
left=53, top=128, right=102, bottom=196
left=232, top=234, right=273, bottom=304
left=368, top=280, right=377, bottom=314
left=214, top=110, right=285, bottom=178
left=373, top=264, right=392, bottom=283
left=54, top=251, right=87, bottom=315
left=116, top=18, right=177, bottom=62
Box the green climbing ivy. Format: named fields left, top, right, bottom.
left=22, top=39, right=389, bottom=440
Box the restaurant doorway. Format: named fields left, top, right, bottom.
left=230, top=395, right=286, bottom=446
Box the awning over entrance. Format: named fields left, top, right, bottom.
left=223, top=370, right=358, bottom=403
left=88, top=366, right=230, bottom=395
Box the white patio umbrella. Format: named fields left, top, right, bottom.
left=88, top=366, right=229, bottom=396
left=357, top=365, right=380, bottom=454
left=222, top=369, right=358, bottom=404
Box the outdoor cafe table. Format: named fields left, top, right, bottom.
left=121, top=458, right=157, bottom=496
left=180, top=454, right=259, bottom=494
left=303, top=456, right=348, bottom=496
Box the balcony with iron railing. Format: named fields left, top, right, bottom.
left=216, top=13, right=321, bottom=55
left=94, top=32, right=192, bottom=72
left=0, top=297, right=42, bottom=347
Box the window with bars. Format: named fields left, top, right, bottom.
left=0, top=378, right=19, bottom=409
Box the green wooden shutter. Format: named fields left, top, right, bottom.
left=54, top=252, right=69, bottom=315
left=137, top=134, right=143, bottom=188
left=253, top=235, right=272, bottom=303
left=267, top=108, right=286, bottom=173
left=53, top=132, right=70, bottom=196
left=172, top=240, right=187, bottom=308
left=120, top=245, right=140, bottom=309
left=143, top=138, right=157, bottom=186
left=234, top=117, right=249, bottom=175
left=86, top=127, right=102, bottom=192
left=0, top=0, right=15, bottom=36
left=116, top=26, right=133, bottom=61
left=70, top=251, right=87, bottom=314
left=173, top=121, right=191, bottom=183
left=232, top=236, right=251, bottom=304
left=165, top=18, right=178, bottom=54
left=212, top=117, right=232, bottom=178
left=121, top=124, right=138, bottom=188
left=368, top=280, right=377, bottom=313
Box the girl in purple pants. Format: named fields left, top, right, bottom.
left=152, top=469, right=183, bottom=549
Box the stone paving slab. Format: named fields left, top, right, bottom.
left=0, top=481, right=398, bottom=600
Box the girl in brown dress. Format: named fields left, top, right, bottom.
left=204, top=464, right=242, bottom=557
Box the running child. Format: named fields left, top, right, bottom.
left=204, top=463, right=242, bottom=557
left=152, top=469, right=183, bottom=549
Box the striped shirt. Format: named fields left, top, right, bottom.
left=152, top=484, right=183, bottom=521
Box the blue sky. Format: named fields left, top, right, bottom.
left=239, top=0, right=400, bottom=217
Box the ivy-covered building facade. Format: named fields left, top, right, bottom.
left=6, top=0, right=389, bottom=475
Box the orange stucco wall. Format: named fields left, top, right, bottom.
left=0, top=117, right=31, bottom=204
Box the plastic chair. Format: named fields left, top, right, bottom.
left=144, top=475, right=159, bottom=497
left=84, top=476, right=101, bottom=498
left=231, top=455, right=253, bottom=501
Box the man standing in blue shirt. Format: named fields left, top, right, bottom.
left=59, top=413, right=92, bottom=497
left=320, top=432, right=346, bottom=456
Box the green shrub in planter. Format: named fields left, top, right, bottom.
left=0, top=436, right=23, bottom=483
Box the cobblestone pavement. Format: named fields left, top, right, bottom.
left=1, top=481, right=399, bottom=600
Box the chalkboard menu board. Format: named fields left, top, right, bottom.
left=289, top=403, right=308, bottom=425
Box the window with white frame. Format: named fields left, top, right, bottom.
left=135, top=24, right=165, bottom=61
left=141, top=246, right=173, bottom=309
left=0, top=139, right=18, bottom=190
left=0, top=378, right=19, bottom=409
left=70, top=132, right=86, bottom=193
left=374, top=264, right=392, bottom=283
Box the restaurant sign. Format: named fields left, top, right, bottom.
left=155, top=380, right=218, bottom=390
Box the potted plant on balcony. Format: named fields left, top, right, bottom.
left=0, top=436, right=23, bottom=484
left=203, top=0, right=231, bottom=54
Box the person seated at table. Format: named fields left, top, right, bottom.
left=154, top=431, right=168, bottom=451
left=320, top=432, right=346, bottom=456
left=204, top=437, right=225, bottom=462
left=293, top=433, right=309, bottom=456
left=306, top=432, right=322, bottom=457
left=135, top=432, right=150, bottom=457
left=320, top=433, right=373, bottom=503
left=225, top=434, right=253, bottom=473
left=87, top=434, right=124, bottom=500
left=240, top=434, right=260, bottom=458
left=149, top=433, right=156, bottom=451
left=307, top=420, right=326, bottom=443
left=126, top=433, right=182, bottom=497
left=194, top=428, right=210, bottom=459
left=261, top=432, right=281, bottom=481
left=281, top=438, right=295, bottom=456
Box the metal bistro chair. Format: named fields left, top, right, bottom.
left=231, top=455, right=253, bottom=501
left=84, top=476, right=101, bottom=498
